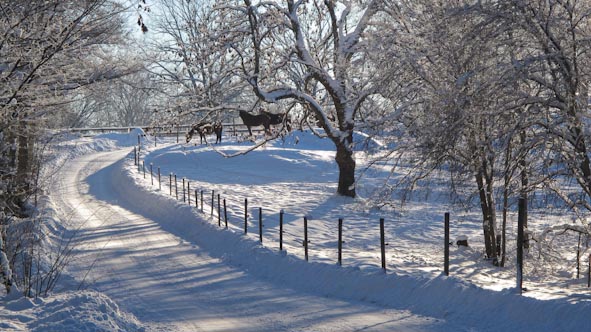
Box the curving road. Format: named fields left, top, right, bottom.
left=50, top=149, right=454, bottom=332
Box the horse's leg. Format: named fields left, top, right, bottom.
left=264, top=124, right=271, bottom=135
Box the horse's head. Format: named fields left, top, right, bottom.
left=186, top=127, right=196, bottom=143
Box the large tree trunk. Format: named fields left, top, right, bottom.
left=335, top=140, right=356, bottom=198
left=2, top=127, right=20, bottom=214
left=476, top=170, right=498, bottom=261
left=519, top=131, right=529, bottom=248
left=14, top=121, right=35, bottom=212
left=570, top=124, right=591, bottom=197
left=500, top=136, right=513, bottom=268
left=0, top=231, right=13, bottom=294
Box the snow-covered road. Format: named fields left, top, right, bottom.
left=50, top=149, right=455, bottom=331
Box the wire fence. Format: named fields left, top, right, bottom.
left=132, top=138, right=591, bottom=293
left=134, top=144, right=394, bottom=269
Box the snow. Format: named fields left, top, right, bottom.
left=0, top=291, right=143, bottom=332
left=1, top=129, right=590, bottom=331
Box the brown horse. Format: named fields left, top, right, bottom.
left=239, top=110, right=290, bottom=135
left=239, top=110, right=270, bottom=136
left=264, top=110, right=292, bottom=132
left=186, top=122, right=223, bottom=144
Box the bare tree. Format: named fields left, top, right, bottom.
left=487, top=0, right=591, bottom=212
left=374, top=0, right=591, bottom=263
left=142, top=0, right=248, bottom=127
left=208, top=0, right=390, bottom=197
left=0, top=0, right=134, bottom=295
left=69, top=73, right=158, bottom=127
left=374, top=1, right=542, bottom=262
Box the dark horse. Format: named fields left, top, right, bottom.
left=186, top=122, right=223, bottom=144
left=239, top=110, right=290, bottom=136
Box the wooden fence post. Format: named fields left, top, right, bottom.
left=195, top=189, right=198, bottom=208
left=211, top=190, right=214, bottom=217
left=224, top=198, right=228, bottom=229
left=174, top=174, right=178, bottom=200
left=588, top=254, right=590, bottom=288
left=142, top=161, right=145, bottom=179
left=338, top=218, right=343, bottom=266
left=200, top=190, right=204, bottom=212
left=279, top=210, right=284, bottom=251
left=218, top=194, right=221, bottom=227
left=380, top=218, right=386, bottom=272
left=304, top=216, right=309, bottom=262
left=187, top=181, right=191, bottom=205
left=244, top=198, right=248, bottom=234
left=258, top=207, right=263, bottom=243
left=169, top=173, right=172, bottom=196
left=182, top=178, right=186, bottom=203
left=134, top=146, right=137, bottom=166
left=577, top=233, right=581, bottom=279
left=517, top=198, right=525, bottom=295
left=444, top=212, right=450, bottom=276
left=150, top=163, right=153, bottom=185
left=158, top=167, right=161, bottom=190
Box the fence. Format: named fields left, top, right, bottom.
left=132, top=138, right=591, bottom=293
left=67, top=122, right=262, bottom=140
left=133, top=146, right=393, bottom=271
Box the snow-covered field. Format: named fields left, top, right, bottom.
left=1, top=129, right=590, bottom=331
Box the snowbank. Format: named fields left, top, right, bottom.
left=0, top=291, right=144, bottom=332
left=52, top=128, right=149, bottom=155
left=117, top=146, right=590, bottom=332
left=272, top=128, right=383, bottom=151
